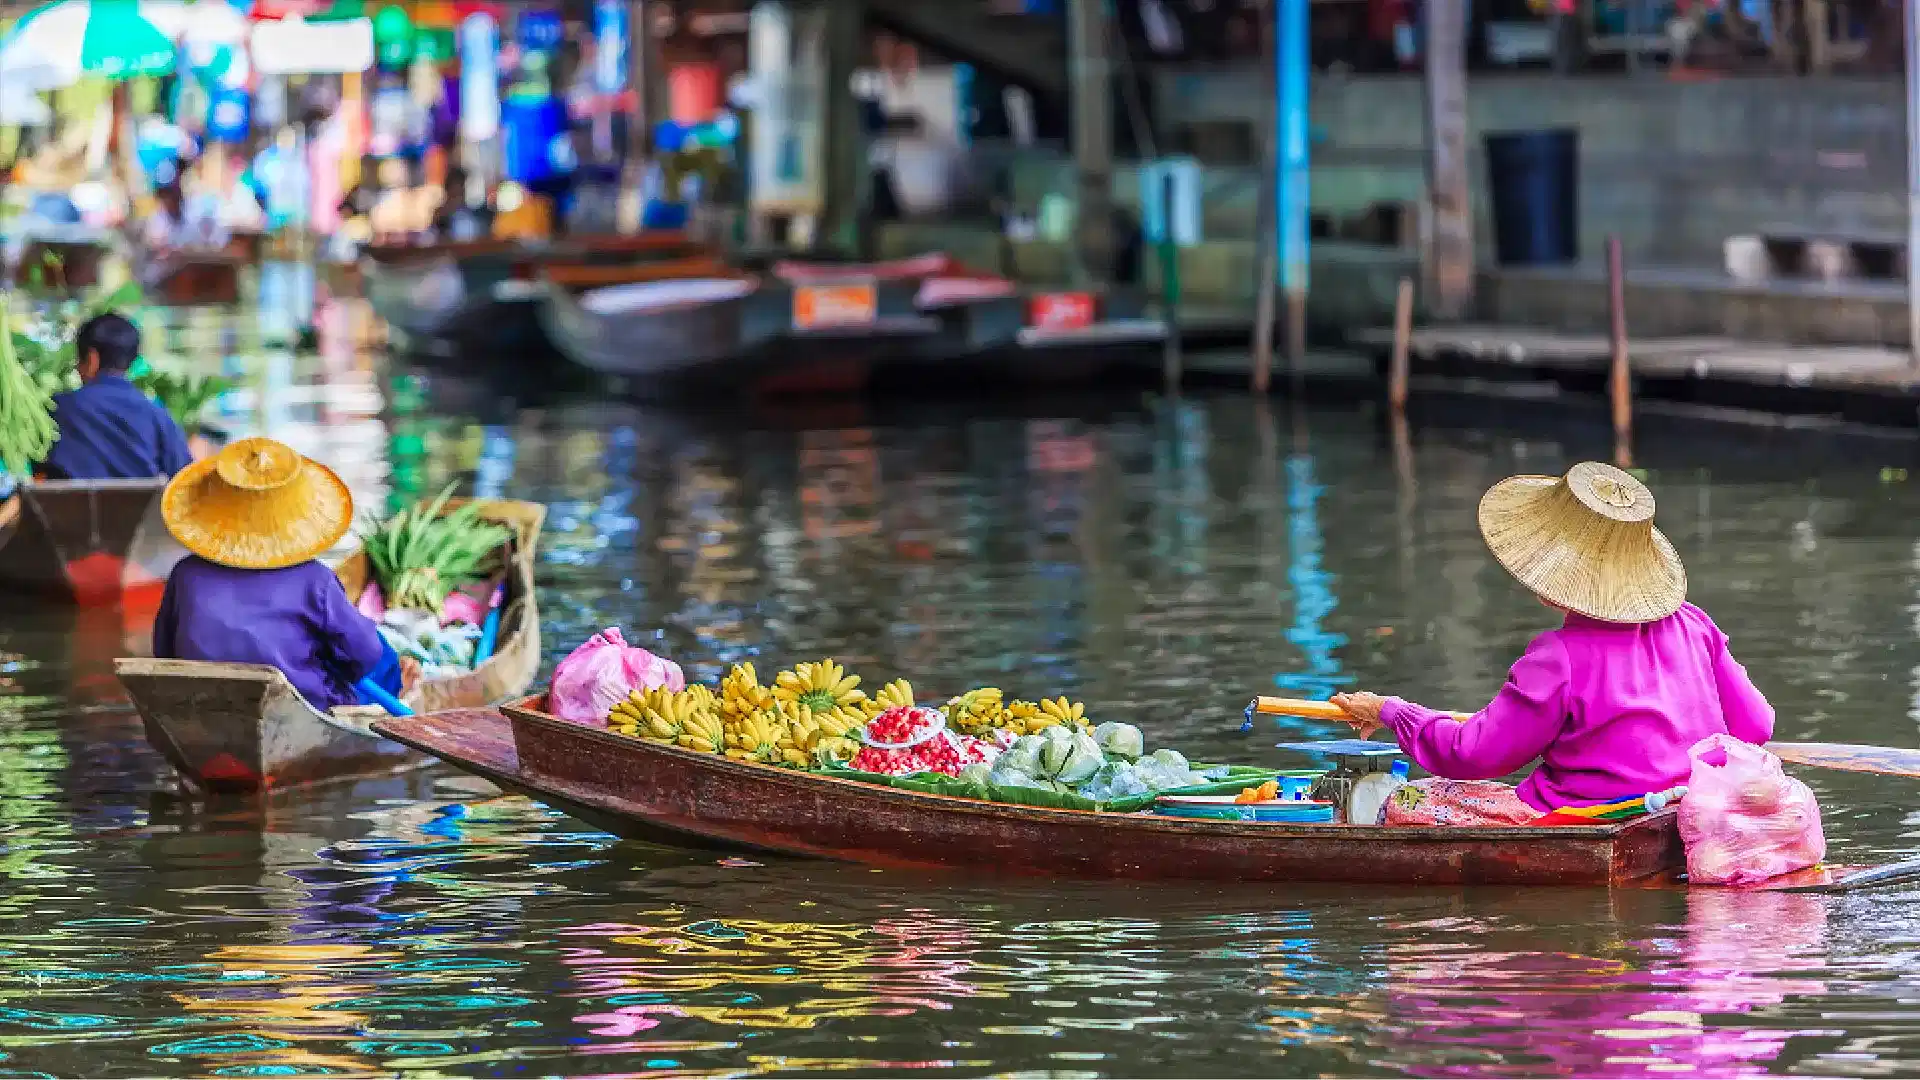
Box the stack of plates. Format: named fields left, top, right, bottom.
left=1153, top=795, right=1336, bottom=823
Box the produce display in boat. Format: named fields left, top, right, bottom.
left=354, top=484, right=515, bottom=676
left=594, top=654, right=1286, bottom=812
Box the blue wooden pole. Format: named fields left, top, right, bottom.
left=1275, top=0, right=1311, bottom=372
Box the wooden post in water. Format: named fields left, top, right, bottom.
left=1388, top=277, right=1414, bottom=413
left=1907, top=0, right=1920, bottom=368
left=818, top=0, right=864, bottom=254
left=1067, top=0, right=1114, bottom=287
left=1606, top=235, right=1633, bottom=464
left=1250, top=0, right=1278, bottom=393
left=1424, top=0, right=1474, bottom=319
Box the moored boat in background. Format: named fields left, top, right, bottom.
left=0, top=479, right=185, bottom=607
left=363, top=232, right=706, bottom=356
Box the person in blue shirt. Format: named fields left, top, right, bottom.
left=37, top=313, right=193, bottom=481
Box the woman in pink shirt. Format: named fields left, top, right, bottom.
left=1331, top=462, right=1775, bottom=826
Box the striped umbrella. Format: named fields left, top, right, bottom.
left=0, top=1, right=184, bottom=89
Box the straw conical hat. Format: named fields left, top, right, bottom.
left=1477, top=461, right=1687, bottom=624
left=161, top=438, right=353, bottom=571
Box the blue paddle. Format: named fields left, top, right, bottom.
left=356, top=677, right=414, bottom=716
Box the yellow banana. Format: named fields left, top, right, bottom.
left=871, top=678, right=914, bottom=712
left=1040, top=696, right=1087, bottom=728
left=773, top=659, right=866, bottom=716
left=946, top=687, right=1006, bottom=735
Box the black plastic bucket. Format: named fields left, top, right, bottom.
left=1483, top=129, right=1579, bottom=266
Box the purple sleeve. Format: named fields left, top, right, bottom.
left=1710, top=624, right=1776, bottom=745
left=1380, top=633, right=1571, bottom=781
left=310, top=569, right=388, bottom=682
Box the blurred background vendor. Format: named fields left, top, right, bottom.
left=36, top=313, right=192, bottom=481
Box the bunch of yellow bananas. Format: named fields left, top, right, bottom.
left=1000, top=699, right=1048, bottom=735
left=724, top=707, right=793, bottom=765
left=945, top=687, right=1006, bottom=736
left=1040, top=696, right=1088, bottom=729
left=772, top=659, right=870, bottom=726
left=865, top=678, right=915, bottom=715
left=719, top=662, right=777, bottom=720
left=678, top=710, right=728, bottom=754
left=607, top=684, right=717, bottom=741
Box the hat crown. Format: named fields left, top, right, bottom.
left=214, top=437, right=302, bottom=492
left=1477, top=461, right=1687, bottom=624
left=1565, top=461, right=1655, bottom=524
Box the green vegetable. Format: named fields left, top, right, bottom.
left=1092, top=721, right=1145, bottom=761
left=133, top=370, right=233, bottom=428
left=0, top=297, right=56, bottom=478
left=1038, top=729, right=1104, bottom=785
left=360, top=482, right=512, bottom=612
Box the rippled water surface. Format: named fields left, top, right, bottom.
left=10, top=297, right=1920, bottom=1076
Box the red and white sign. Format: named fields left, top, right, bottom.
left=1029, top=292, right=1096, bottom=331
left=793, top=283, right=878, bottom=328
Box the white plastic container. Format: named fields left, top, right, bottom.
left=1347, top=760, right=1411, bottom=826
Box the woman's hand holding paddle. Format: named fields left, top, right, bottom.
left=1329, top=691, right=1387, bottom=740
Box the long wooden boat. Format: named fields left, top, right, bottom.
left=463, top=695, right=1682, bottom=884
left=114, top=499, right=545, bottom=794
left=363, top=232, right=708, bottom=355
left=541, top=269, right=935, bottom=397
left=0, top=478, right=185, bottom=607
left=378, top=702, right=1920, bottom=892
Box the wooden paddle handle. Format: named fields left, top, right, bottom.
left=1251, top=696, right=1473, bottom=723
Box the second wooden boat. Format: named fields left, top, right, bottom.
left=0, top=478, right=185, bottom=606
left=115, top=499, right=545, bottom=793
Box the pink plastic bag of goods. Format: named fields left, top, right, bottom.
left=357, top=582, right=385, bottom=622
left=1677, top=734, right=1825, bottom=885
left=548, top=628, right=685, bottom=723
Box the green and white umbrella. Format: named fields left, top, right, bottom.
left=0, top=1, right=183, bottom=90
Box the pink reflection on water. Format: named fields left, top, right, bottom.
left=1380, top=890, right=1835, bottom=1077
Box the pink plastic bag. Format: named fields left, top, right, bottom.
left=548, top=628, right=685, bottom=723
left=1678, top=734, right=1825, bottom=885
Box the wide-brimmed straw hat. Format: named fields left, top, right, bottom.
left=161, top=437, right=353, bottom=571
left=1477, top=461, right=1687, bottom=624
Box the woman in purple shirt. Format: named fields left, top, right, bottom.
left=1331, top=462, right=1775, bottom=826
left=152, top=437, right=413, bottom=712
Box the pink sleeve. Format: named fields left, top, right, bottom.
left=1380, top=633, right=1571, bottom=781
left=1711, top=625, right=1775, bottom=745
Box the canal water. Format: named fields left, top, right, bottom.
left=7, top=297, right=1920, bottom=1076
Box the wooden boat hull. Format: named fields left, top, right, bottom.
left=867, top=287, right=1169, bottom=392
left=14, top=238, right=105, bottom=289
left=115, top=500, right=545, bottom=793
left=543, top=274, right=937, bottom=398
left=380, top=698, right=1685, bottom=886
left=0, top=479, right=185, bottom=607
left=146, top=254, right=244, bottom=306
left=366, top=235, right=711, bottom=352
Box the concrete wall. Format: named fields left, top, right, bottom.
left=1138, top=72, right=1909, bottom=268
